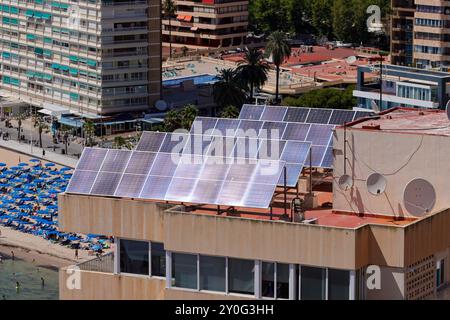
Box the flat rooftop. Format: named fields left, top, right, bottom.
left=351, top=108, right=450, bottom=137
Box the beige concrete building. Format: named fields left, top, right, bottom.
left=58, top=107, right=450, bottom=300
left=162, top=0, right=248, bottom=50
left=0, top=0, right=161, bottom=117
left=391, top=0, right=450, bottom=70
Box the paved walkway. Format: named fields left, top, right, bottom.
left=0, top=138, right=78, bottom=168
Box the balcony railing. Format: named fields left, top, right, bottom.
left=77, top=252, right=114, bottom=273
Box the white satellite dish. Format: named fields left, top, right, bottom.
left=445, top=100, right=450, bottom=120
left=403, top=178, right=436, bottom=217
left=155, top=100, right=168, bottom=111
left=345, top=56, right=357, bottom=64
left=371, top=100, right=380, bottom=113
left=338, top=174, right=353, bottom=191
left=367, top=173, right=387, bottom=196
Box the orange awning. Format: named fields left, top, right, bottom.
left=184, top=15, right=192, bottom=22
left=177, top=15, right=185, bottom=20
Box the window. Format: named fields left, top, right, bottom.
left=261, top=262, right=275, bottom=298
left=172, top=253, right=198, bottom=289
left=119, top=239, right=149, bottom=275
left=276, top=263, right=290, bottom=299
left=328, top=269, right=350, bottom=300
left=200, top=255, right=226, bottom=292
left=151, top=242, right=166, bottom=277
left=301, top=266, right=326, bottom=300
left=437, top=259, right=445, bottom=288
left=228, top=258, right=254, bottom=295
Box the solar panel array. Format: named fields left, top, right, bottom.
left=66, top=134, right=286, bottom=209
left=239, top=104, right=375, bottom=125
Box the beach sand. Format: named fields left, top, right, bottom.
left=0, top=146, right=109, bottom=269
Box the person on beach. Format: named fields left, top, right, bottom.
left=11, top=250, right=14, bottom=260
left=75, top=248, right=78, bottom=260
left=41, top=277, right=45, bottom=288
left=16, top=281, right=20, bottom=293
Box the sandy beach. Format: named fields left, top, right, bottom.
left=0, top=146, right=108, bottom=269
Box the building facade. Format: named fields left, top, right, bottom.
left=162, top=0, right=249, bottom=50
left=391, top=0, right=450, bottom=70
left=353, top=64, right=450, bottom=110
left=0, top=0, right=161, bottom=117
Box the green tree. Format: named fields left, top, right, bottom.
left=265, top=31, right=291, bottom=104
left=163, top=109, right=182, bottom=132
left=282, top=86, right=357, bottom=110
left=15, top=112, right=27, bottom=141
left=213, top=68, right=246, bottom=109
left=162, top=0, right=176, bottom=59
left=83, top=120, right=96, bottom=147
left=332, top=0, right=354, bottom=42
left=33, top=116, right=48, bottom=148
left=163, top=104, right=199, bottom=132
left=113, top=136, right=132, bottom=149
left=251, top=0, right=291, bottom=34
left=179, top=104, right=199, bottom=130
left=311, top=0, right=333, bottom=39
left=219, top=105, right=239, bottom=119
left=236, top=47, right=269, bottom=101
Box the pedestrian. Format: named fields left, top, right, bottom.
left=11, top=250, right=14, bottom=261
left=16, top=281, right=20, bottom=293
left=41, top=277, right=45, bottom=288
left=75, top=248, right=78, bottom=260
left=42, top=149, right=46, bottom=157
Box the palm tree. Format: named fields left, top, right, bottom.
left=219, top=105, right=239, bottom=119
left=15, top=112, right=27, bottom=141
left=163, top=0, right=176, bottom=59
left=213, top=68, right=246, bottom=109
left=236, top=47, right=269, bottom=102
left=33, top=116, right=48, bottom=148
left=83, top=120, right=96, bottom=147
left=113, top=136, right=127, bottom=149
left=265, top=31, right=291, bottom=104
left=180, top=104, right=199, bottom=130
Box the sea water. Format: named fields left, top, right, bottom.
left=0, top=258, right=59, bottom=300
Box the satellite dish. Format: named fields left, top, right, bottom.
left=446, top=100, right=450, bottom=120
left=345, top=56, right=357, bottom=64
left=371, top=100, right=380, bottom=113
left=367, top=173, right=387, bottom=195
left=403, top=178, right=436, bottom=217
left=155, top=100, right=168, bottom=111
left=338, top=174, right=353, bottom=191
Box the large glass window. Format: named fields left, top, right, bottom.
left=261, top=262, right=275, bottom=298
left=119, top=239, right=149, bottom=275
left=328, top=269, right=350, bottom=300
left=228, top=258, right=255, bottom=295
left=301, top=266, right=326, bottom=300
left=199, top=255, right=226, bottom=292
left=437, top=259, right=445, bottom=288
left=172, top=253, right=198, bottom=289
left=151, top=242, right=166, bottom=277
left=277, top=263, right=290, bottom=299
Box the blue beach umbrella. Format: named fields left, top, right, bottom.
left=45, top=163, right=55, bottom=167
left=0, top=163, right=6, bottom=167
left=18, top=163, right=28, bottom=167
left=29, top=159, right=40, bottom=163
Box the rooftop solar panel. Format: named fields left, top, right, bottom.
left=305, top=125, right=334, bottom=146
left=252, top=160, right=285, bottom=185
left=328, top=110, right=355, bottom=125
left=139, top=175, right=172, bottom=199
left=354, top=110, right=375, bottom=121
left=76, top=148, right=108, bottom=171
left=100, top=150, right=132, bottom=173
left=282, top=123, right=310, bottom=141
left=114, top=174, right=147, bottom=198
left=236, top=120, right=264, bottom=137
left=124, top=151, right=157, bottom=175
left=212, top=118, right=240, bottom=137
left=149, top=152, right=180, bottom=177
left=306, top=109, right=333, bottom=124
left=260, top=106, right=288, bottom=121
left=243, top=183, right=278, bottom=208
left=283, top=107, right=309, bottom=123
left=321, top=147, right=333, bottom=168
left=281, top=141, right=310, bottom=164
left=136, top=132, right=165, bottom=152
left=278, top=164, right=303, bottom=187
left=232, top=137, right=259, bottom=159
left=66, top=170, right=98, bottom=194
left=183, top=134, right=214, bottom=156
left=90, top=171, right=122, bottom=196
left=307, top=145, right=327, bottom=167
left=190, top=117, right=218, bottom=135
left=239, top=104, right=264, bottom=120
left=172, top=154, right=205, bottom=179
left=164, top=177, right=197, bottom=202
left=208, top=136, right=236, bottom=157
left=225, top=160, right=258, bottom=183
left=190, top=179, right=223, bottom=204
left=257, top=139, right=286, bottom=161
left=199, top=157, right=231, bottom=181
left=216, top=181, right=248, bottom=207
left=259, top=121, right=287, bottom=139
left=160, top=132, right=189, bottom=154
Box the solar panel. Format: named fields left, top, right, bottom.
left=136, top=132, right=165, bottom=152
left=257, top=139, right=286, bottom=161
left=354, top=110, right=375, bottom=121
left=306, top=109, right=332, bottom=124
left=190, top=117, right=218, bottom=135
left=243, top=183, right=278, bottom=208
left=149, top=152, right=180, bottom=176
left=190, top=179, right=223, bottom=204
left=306, top=125, right=334, bottom=146
left=232, top=137, right=259, bottom=159
left=278, top=164, right=303, bottom=186
left=239, top=104, right=264, bottom=120
left=139, top=175, right=172, bottom=199
left=164, top=177, right=197, bottom=202
left=199, top=157, right=231, bottom=181
left=321, top=147, right=333, bottom=168
left=160, top=132, right=189, bottom=154
left=100, top=150, right=132, bottom=173
left=90, top=171, right=122, bottom=196
left=282, top=123, right=310, bottom=141
left=212, top=118, right=240, bottom=137
left=76, top=148, right=108, bottom=171
left=216, top=181, right=248, bottom=207
left=124, top=151, right=157, bottom=175
left=260, top=106, right=288, bottom=121
left=183, top=134, right=214, bottom=156
left=172, top=154, right=204, bottom=179
left=225, top=160, right=258, bottom=183
left=236, top=120, right=263, bottom=137
left=66, top=170, right=98, bottom=194
left=283, top=107, right=309, bottom=123
left=281, top=141, right=310, bottom=164
left=114, top=174, right=147, bottom=198
left=259, top=121, right=287, bottom=139
left=307, top=145, right=327, bottom=167
left=328, top=110, right=355, bottom=125
left=252, top=160, right=285, bottom=184
left=208, top=136, right=236, bottom=157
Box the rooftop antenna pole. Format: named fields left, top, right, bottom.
left=379, top=52, right=383, bottom=111
left=284, top=166, right=287, bottom=217
left=309, top=147, right=313, bottom=195
left=343, top=123, right=347, bottom=175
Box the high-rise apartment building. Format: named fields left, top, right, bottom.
left=0, top=0, right=161, bottom=117
left=391, top=0, right=450, bottom=70
left=162, top=0, right=249, bottom=49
